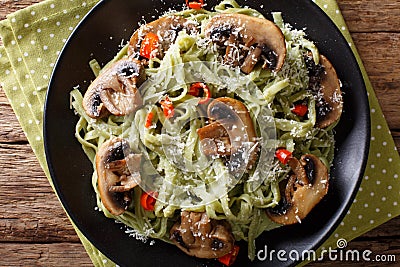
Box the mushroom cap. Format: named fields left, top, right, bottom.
left=205, top=13, right=286, bottom=73
left=83, top=58, right=145, bottom=118
left=314, top=55, right=343, bottom=128
left=266, top=154, right=329, bottom=225
left=96, top=138, right=141, bottom=216
left=197, top=97, right=259, bottom=170
left=170, top=211, right=235, bottom=259
left=128, top=16, right=197, bottom=58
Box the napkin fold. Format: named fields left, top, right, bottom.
left=0, top=0, right=399, bottom=266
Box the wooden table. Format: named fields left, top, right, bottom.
left=0, top=0, right=399, bottom=266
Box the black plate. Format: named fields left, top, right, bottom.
left=44, top=0, right=370, bottom=266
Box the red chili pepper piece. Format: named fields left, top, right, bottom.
left=199, top=85, right=211, bottom=104
left=188, top=2, right=203, bottom=9
left=188, top=82, right=211, bottom=104
left=291, top=104, right=308, bottom=117
left=145, top=112, right=154, bottom=128
left=188, top=83, right=201, bottom=97
left=140, top=32, right=159, bottom=59
left=218, top=245, right=240, bottom=266
left=275, top=148, right=292, bottom=165
left=140, top=191, right=158, bottom=211
left=160, top=96, right=175, bottom=119
left=186, top=0, right=204, bottom=9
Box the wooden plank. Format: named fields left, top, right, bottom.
left=0, top=90, right=28, bottom=143
left=1, top=0, right=399, bottom=33
left=338, top=0, right=400, bottom=33
left=0, top=143, right=49, bottom=190
left=393, top=133, right=400, bottom=153
left=0, top=0, right=42, bottom=20
left=0, top=143, right=79, bottom=242
left=352, top=32, right=400, bottom=130
left=361, top=216, right=400, bottom=239
left=0, top=243, right=92, bottom=267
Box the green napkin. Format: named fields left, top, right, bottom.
left=0, top=1, right=111, bottom=266
left=0, top=0, right=399, bottom=266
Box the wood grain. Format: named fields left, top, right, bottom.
left=361, top=216, right=400, bottom=239
left=0, top=0, right=41, bottom=20
left=0, top=0, right=399, bottom=266
left=0, top=91, right=27, bottom=143
left=0, top=143, right=79, bottom=243
left=4, top=0, right=398, bottom=32
left=338, top=0, right=400, bottom=33
left=353, top=32, right=400, bottom=130
left=0, top=243, right=92, bottom=267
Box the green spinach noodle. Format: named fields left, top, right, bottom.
left=70, top=0, right=341, bottom=261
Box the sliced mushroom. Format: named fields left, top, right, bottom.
left=205, top=13, right=286, bottom=74
left=266, top=154, right=329, bottom=225
left=83, top=58, right=145, bottom=119
left=170, top=211, right=235, bottom=259
left=197, top=97, right=258, bottom=170
left=241, top=45, right=263, bottom=74
left=128, top=16, right=197, bottom=59
left=305, top=54, right=343, bottom=128
left=96, top=138, right=142, bottom=216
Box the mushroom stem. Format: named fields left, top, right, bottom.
left=241, top=45, right=263, bottom=74
left=197, top=97, right=259, bottom=171
left=224, top=34, right=241, bottom=67
left=197, top=122, right=231, bottom=156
